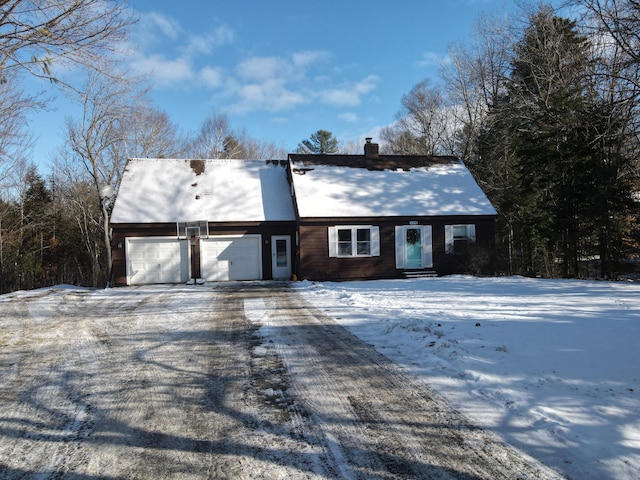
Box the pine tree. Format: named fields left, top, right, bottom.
left=508, top=11, right=593, bottom=276
left=20, top=167, right=53, bottom=289
left=474, top=6, right=637, bottom=278
left=296, top=130, right=339, bottom=154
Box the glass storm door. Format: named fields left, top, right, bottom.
left=405, top=227, right=423, bottom=268
left=396, top=225, right=433, bottom=270
left=271, top=235, right=291, bottom=279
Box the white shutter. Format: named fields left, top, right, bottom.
left=371, top=226, right=380, bottom=256
left=445, top=225, right=454, bottom=254
left=328, top=227, right=337, bottom=257
left=395, top=226, right=404, bottom=269
left=468, top=224, right=476, bottom=243
left=422, top=226, right=433, bottom=268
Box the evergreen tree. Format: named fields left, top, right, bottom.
left=20, top=167, right=53, bottom=289
left=0, top=198, right=20, bottom=293
left=508, top=11, right=593, bottom=276
left=473, top=94, right=522, bottom=274
left=474, top=6, right=637, bottom=278
left=296, top=130, right=339, bottom=154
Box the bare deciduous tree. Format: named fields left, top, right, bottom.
left=64, top=68, right=147, bottom=286
left=0, top=0, right=135, bottom=83
left=382, top=80, right=450, bottom=155
left=0, top=73, right=39, bottom=192
left=124, top=106, right=181, bottom=159
left=242, top=136, right=288, bottom=160
left=574, top=0, right=640, bottom=68
left=53, top=151, right=103, bottom=287
left=0, top=1, right=137, bottom=287
left=184, top=113, right=244, bottom=159
left=183, top=113, right=286, bottom=160
left=61, top=66, right=183, bottom=286
left=441, top=13, right=513, bottom=161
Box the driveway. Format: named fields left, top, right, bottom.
left=0, top=283, right=563, bottom=479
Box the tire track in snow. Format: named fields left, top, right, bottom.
left=249, top=283, right=565, bottom=480
left=0, top=283, right=565, bottom=479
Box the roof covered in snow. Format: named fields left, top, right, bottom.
left=110, top=158, right=296, bottom=224
left=288, top=154, right=497, bottom=218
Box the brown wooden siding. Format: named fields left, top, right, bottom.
left=111, top=221, right=296, bottom=286
left=295, top=216, right=496, bottom=281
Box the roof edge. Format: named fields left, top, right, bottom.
left=288, top=153, right=460, bottom=171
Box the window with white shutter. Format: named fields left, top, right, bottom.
left=328, top=226, right=380, bottom=257
left=445, top=224, right=476, bottom=254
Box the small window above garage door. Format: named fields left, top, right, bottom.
left=200, top=235, right=262, bottom=281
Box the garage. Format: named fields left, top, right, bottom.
left=126, top=237, right=190, bottom=285
left=109, top=159, right=297, bottom=286
left=201, top=235, right=262, bottom=281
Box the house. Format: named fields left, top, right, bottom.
left=109, top=141, right=497, bottom=285
left=288, top=140, right=497, bottom=281
left=110, top=158, right=297, bottom=285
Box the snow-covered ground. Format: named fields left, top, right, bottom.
left=1, top=281, right=563, bottom=479
left=295, top=276, right=640, bottom=480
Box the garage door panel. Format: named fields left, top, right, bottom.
left=126, top=238, right=189, bottom=285
left=206, top=259, right=230, bottom=281
left=201, top=235, right=262, bottom=281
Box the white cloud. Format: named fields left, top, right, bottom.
left=232, top=78, right=307, bottom=113
left=222, top=54, right=380, bottom=114
left=129, top=11, right=378, bottom=116
left=338, top=112, right=359, bottom=123
left=132, top=54, right=194, bottom=86
left=188, top=26, right=235, bottom=55
left=270, top=117, right=289, bottom=125
left=228, top=52, right=328, bottom=113
left=319, top=75, right=379, bottom=107
left=237, top=56, right=288, bottom=82
left=292, top=50, right=330, bottom=67
left=130, top=53, right=229, bottom=91
left=129, top=12, right=235, bottom=88
left=200, top=66, right=224, bottom=88
left=139, top=12, right=183, bottom=43
left=416, top=50, right=450, bottom=68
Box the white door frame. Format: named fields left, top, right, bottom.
left=271, top=235, right=292, bottom=280
left=395, top=225, right=433, bottom=269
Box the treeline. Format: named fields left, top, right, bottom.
left=382, top=2, right=640, bottom=279
left=2, top=1, right=640, bottom=293
left=0, top=104, right=286, bottom=293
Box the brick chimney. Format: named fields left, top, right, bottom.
left=364, top=137, right=379, bottom=159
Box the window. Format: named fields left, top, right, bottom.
left=337, top=229, right=353, bottom=256
left=356, top=228, right=371, bottom=255
left=445, top=224, right=476, bottom=254
left=328, top=226, right=380, bottom=257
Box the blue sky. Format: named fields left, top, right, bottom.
left=30, top=0, right=518, bottom=168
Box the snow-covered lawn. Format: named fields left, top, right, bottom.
left=295, top=276, right=640, bottom=480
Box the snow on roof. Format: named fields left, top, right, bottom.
left=110, top=158, right=296, bottom=224
left=290, top=159, right=497, bottom=218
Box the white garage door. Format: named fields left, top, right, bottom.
left=126, top=237, right=190, bottom=285
left=201, top=235, right=262, bottom=281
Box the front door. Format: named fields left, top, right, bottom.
left=405, top=227, right=424, bottom=268
left=271, top=235, right=292, bottom=280
left=395, top=225, right=433, bottom=269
